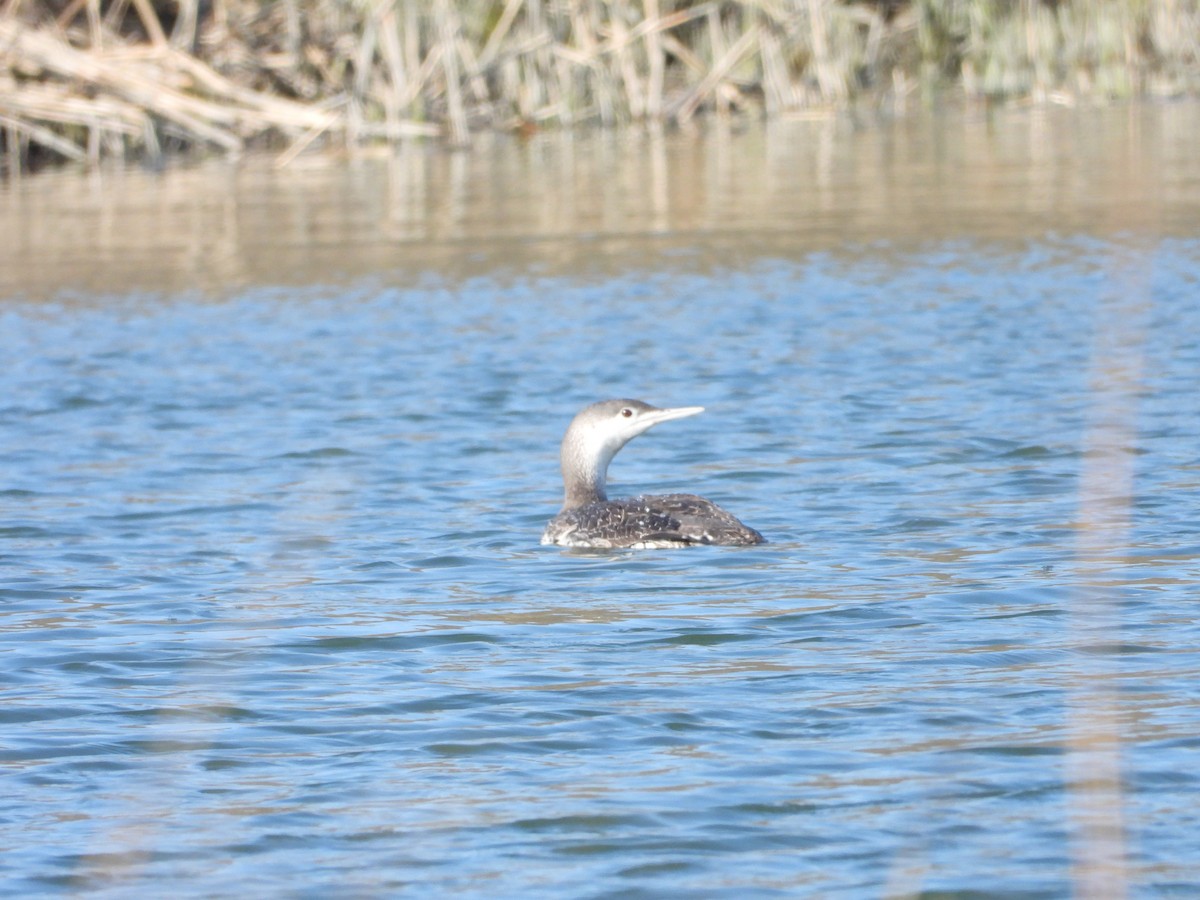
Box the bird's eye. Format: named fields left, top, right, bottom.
left=620, top=408, right=634, bottom=418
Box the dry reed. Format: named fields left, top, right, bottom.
left=2, top=0, right=1199, bottom=175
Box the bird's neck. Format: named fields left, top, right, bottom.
left=561, top=439, right=612, bottom=510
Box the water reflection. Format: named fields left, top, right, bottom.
left=2, top=103, right=1198, bottom=299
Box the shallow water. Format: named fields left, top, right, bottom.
left=3, top=104, right=1200, bottom=896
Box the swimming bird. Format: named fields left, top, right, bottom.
left=541, top=399, right=765, bottom=548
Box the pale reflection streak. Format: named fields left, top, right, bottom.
left=648, top=125, right=669, bottom=235
left=1066, top=248, right=1150, bottom=900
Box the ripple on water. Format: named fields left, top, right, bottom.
left=2, top=235, right=1200, bottom=896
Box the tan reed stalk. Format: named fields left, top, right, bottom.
left=706, top=4, right=730, bottom=115
left=672, top=21, right=760, bottom=123
left=757, top=13, right=790, bottom=113
left=455, top=34, right=491, bottom=105
left=402, top=0, right=422, bottom=117
left=128, top=0, right=167, bottom=48
left=274, top=108, right=342, bottom=167
left=0, top=112, right=87, bottom=162
left=378, top=3, right=406, bottom=139
left=165, top=48, right=331, bottom=129
left=99, top=0, right=130, bottom=36
left=140, top=102, right=160, bottom=161
left=436, top=0, right=468, bottom=146
left=87, top=0, right=103, bottom=48
left=659, top=27, right=747, bottom=113
left=572, top=0, right=615, bottom=126
left=3, top=120, right=17, bottom=176
left=538, top=43, right=565, bottom=123
left=348, top=4, right=379, bottom=143
left=644, top=0, right=665, bottom=118
left=2, top=80, right=147, bottom=138
left=394, top=43, right=443, bottom=114
left=554, top=52, right=573, bottom=123
left=477, top=0, right=525, bottom=69
left=533, top=0, right=556, bottom=118
left=609, top=2, right=646, bottom=119
left=171, top=0, right=200, bottom=50
left=1, top=19, right=241, bottom=149
left=374, top=2, right=403, bottom=138
left=812, top=0, right=853, bottom=102
left=54, top=0, right=89, bottom=31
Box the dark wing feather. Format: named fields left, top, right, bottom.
left=543, top=494, right=764, bottom=548
left=635, top=493, right=765, bottom=546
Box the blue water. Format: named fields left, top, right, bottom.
left=3, top=236, right=1200, bottom=896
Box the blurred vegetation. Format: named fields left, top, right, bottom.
left=2, top=0, right=1198, bottom=174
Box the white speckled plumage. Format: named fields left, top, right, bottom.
left=541, top=400, right=764, bottom=548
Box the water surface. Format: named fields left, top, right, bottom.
left=2, top=104, right=1200, bottom=897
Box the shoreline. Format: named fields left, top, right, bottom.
left=2, top=1, right=1199, bottom=177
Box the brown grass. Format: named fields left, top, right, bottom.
left=2, top=0, right=1199, bottom=174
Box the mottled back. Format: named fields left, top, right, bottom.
left=542, top=493, right=765, bottom=549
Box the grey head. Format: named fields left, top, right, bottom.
left=557, top=399, right=704, bottom=511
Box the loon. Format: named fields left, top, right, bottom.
left=541, top=399, right=765, bottom=549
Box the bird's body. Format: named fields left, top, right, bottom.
left=543, top=492, right=764, bottom=549
left=541, top=399, right=764, bottom=549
